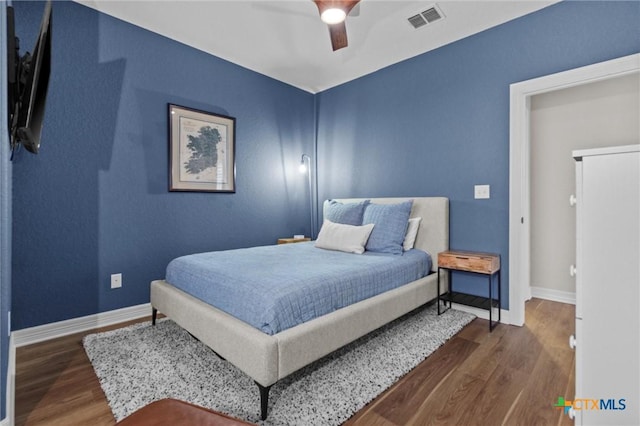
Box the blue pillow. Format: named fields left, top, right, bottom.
left=323, top=199, right=370, bottom=226
left=363, top=200, right=413, bottom=255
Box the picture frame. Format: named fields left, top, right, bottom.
left=169, top=104, right=236, bottom=192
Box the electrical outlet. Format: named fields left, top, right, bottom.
left=474, top=184, right=490, bottom=199
left=111, top=273, right=122, bottom=289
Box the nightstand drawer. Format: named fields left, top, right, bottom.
left=438, top=250, right=500, bottom=274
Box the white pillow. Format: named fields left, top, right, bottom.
left=403, top=217, right=422, bottom=251
left=315, top=220, right=375, bottom=254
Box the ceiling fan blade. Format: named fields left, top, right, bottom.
left=328, top=21, right=348, bottom=51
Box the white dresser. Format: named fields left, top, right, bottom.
left=570, top=145, right=639, bottom=425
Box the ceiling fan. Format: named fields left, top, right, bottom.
left=312, top=0, right=361, bottom=51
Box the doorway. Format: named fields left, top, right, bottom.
left=508, top=53, right=640, bottom=326
left=529, top=74, right=639, bottom=303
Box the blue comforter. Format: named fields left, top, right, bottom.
left=165, top=242, right=431, bottom=335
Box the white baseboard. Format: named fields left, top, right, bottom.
left=4, top=334, right=15, bottom=426
left=12, top=303, right=152, bottom=348
left=530, top=286, right=576, bottom=305
left=450, top=302, right=511, bottom=325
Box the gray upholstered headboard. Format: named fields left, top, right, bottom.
left=327, top=197, right=449, bottom=272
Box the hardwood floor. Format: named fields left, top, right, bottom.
left=345, top=299, right=575, bottom=426
left=15, top=299, right=575, bottom=425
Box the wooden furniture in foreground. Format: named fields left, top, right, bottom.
left=277, top=237, right=311, bottom=244
left=115, top=399, right=255, bottom=426
left=437, top=250, right=501, bottom=331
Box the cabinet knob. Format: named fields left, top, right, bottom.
left=568, top=407, right=576, bottom=420
left=569, top=334, right=577, bottom=349
left=569, top=265, right=577, bottom=277
left=569, top=194, right=577, bottom=206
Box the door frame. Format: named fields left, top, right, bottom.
left=508, top=53, right=640, bottom=326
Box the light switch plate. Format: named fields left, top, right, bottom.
left=474, top=184, right=490, bottom=199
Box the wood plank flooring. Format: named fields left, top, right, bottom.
left=15, top=299, right=575, bottom=425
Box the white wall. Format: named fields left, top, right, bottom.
left=529, top=72, right=640, bottom=296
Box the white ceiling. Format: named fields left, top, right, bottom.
left=76, top=0, right=559, bottom=93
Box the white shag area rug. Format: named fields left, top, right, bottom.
left=83, top=303, right=474, bottom=425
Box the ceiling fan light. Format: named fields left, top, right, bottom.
left=321, top=7, right=347, bottom=24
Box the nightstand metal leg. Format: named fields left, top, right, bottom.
left=489, top=274, right=493, bottom=331
left=498, top=268, right=501, bottom=324
left=437, top=267, right=442, bottom=314
left=488, top=269, right=501, bottom=332
left=437, top=267, right=450, bottom=315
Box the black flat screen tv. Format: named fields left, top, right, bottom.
left=7, top=1, right=52, bottom=155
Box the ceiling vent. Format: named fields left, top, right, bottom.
left=408, top=4, right=445, bottom=29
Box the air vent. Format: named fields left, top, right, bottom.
left=422, top=6, right=442, bottom=23
left=408, top=14, right=427, bottom=29
left=407, top=4, right=445, bottom=29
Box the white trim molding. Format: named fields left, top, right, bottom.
left=509, top=53, right=640, bottom=326
left=3, top=334, right=14, bottom=426
left=12, top=303, right=151, bottom=348
left=530, top=286, right=576, bottom=305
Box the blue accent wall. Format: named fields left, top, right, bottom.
left=1, top=0, right=638, bottom=418
left=315, top=1, right=640, bottom=307
left=10, top=1, right=315, bottom=330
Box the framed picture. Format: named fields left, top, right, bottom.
left=169, top=104, right=236, bottom=192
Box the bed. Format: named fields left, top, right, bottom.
left=150, top=197, right=449, bottom=420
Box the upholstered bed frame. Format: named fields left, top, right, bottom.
left=150, top=197, right=449, bottom=420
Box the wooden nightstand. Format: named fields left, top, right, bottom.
left=277, top=237, right=311, bottom=244
left=437, top=250, right=501, bottom=331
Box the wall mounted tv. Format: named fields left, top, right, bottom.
left=7, top=1, right=52, bottom=156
